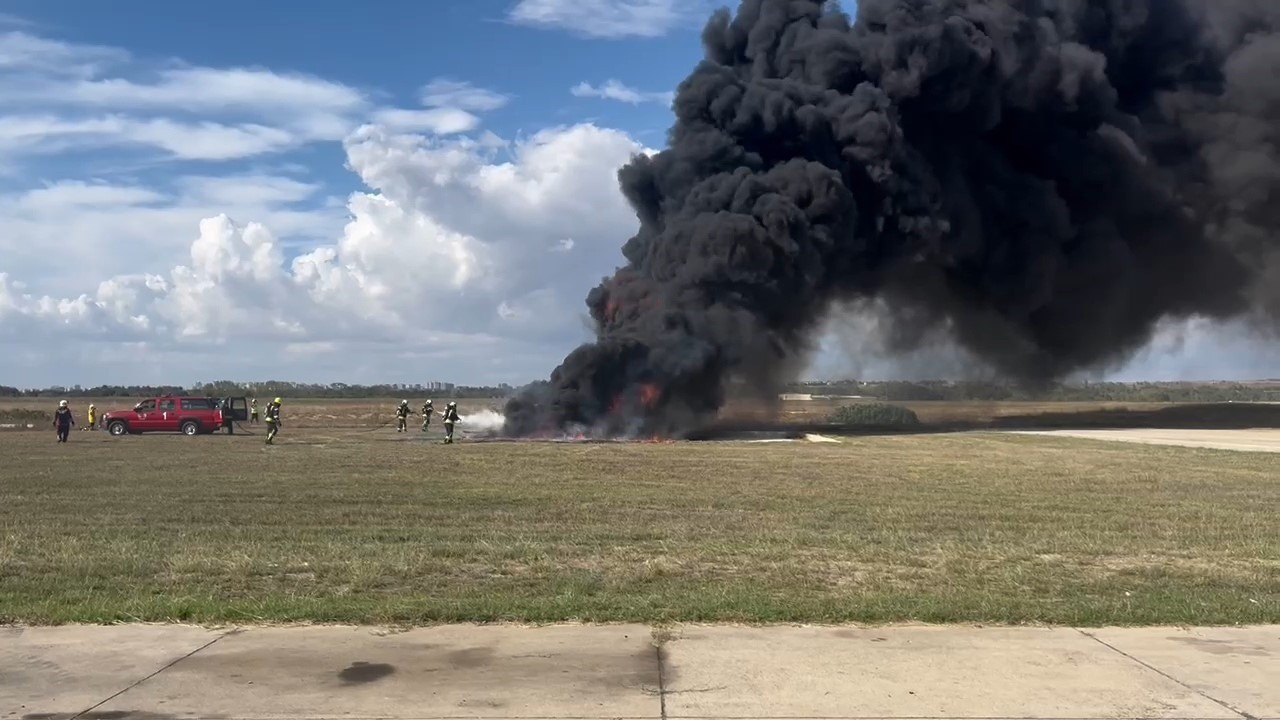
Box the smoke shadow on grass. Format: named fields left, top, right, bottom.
left=685, top=403, right=1280, bottom=441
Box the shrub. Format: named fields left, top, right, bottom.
left=828, top=402, right=921, bottom=427
left=0, top=409, right=49, bottom=427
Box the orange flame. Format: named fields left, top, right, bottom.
left=639, top=383, right=661, bottom=409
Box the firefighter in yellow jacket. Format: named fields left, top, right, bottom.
left=264, top=397, right=282, bottom=444
left=85, top=403, right=97, bottom=431
left=420, top=399, right=433, bottom=432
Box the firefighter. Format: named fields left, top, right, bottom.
left=441, top=401, right=460, bottom=444
left=53, top=400, right=75, bottom=442
left=420, top=399, right=434, bottom=432
left=264, top=397, right=282, bottom=444
left=85, top=403, right=96, bottom=431
left=395, top=399, right=413, bottom=432
left=250, top=398, right=259, bottom=424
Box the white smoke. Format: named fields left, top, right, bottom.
left=462, top=409, right=506, bottom=433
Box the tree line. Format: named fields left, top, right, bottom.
left=0, top=381, right=515, bottom=399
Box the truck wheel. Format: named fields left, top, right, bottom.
left=181, top=420, right=200, bottom=436
left=108, top=420, right=127, bottom=436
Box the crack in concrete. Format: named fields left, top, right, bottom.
left=661, top=684, right=728, bottom=694
left=71, top=630, right=230, bottom=720
left=656, top=643, right=669, bottom=720
left=1077, top=629, right=1259, bottom=720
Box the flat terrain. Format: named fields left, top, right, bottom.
left=1, top=426, right=1276, bottom=626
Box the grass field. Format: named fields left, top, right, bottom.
left=1, top=425, right=1276, bottom=627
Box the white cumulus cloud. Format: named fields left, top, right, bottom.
left=571, top=79, right=674, bottom=106
left=0, top=121, right=655, bottom=385
left=420, top=79, right=510, bottom=112
left=371, top=108, right=482, bottom=135
left=0, top=30, right=127, bottom=77
left=0, top=33, right=510, bottom=165
left=0, top=114, right=299, bottom=160
left=507, top=0, right=692, bottom=38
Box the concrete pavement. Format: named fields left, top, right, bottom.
left=3, top=624, right=1277, bottom=720
left=1009, top=428, right=1280, bottom=453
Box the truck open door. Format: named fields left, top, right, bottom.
left=220, top=396, right=249, bottom=433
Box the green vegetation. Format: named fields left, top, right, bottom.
left=828, top=402, right=920, bottom=426
left=1, top=430, right=1275, bottom=626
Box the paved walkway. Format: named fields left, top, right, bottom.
left=4, top=623, right=1277, bottom=719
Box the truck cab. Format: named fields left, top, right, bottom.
left=102, top=394, right=249, bottom=436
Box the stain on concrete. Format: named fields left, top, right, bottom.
left=832, top=629, right=888, bottom=642
left=338, top=661, right=396, bottom=684
left=1170, top=637, right=1270, bottom=657
left=86, top=632, right=657, bottom=701
left=653, top=643, right=675, bottom=692
left=445, top=646, right=495, bottom=669
left=457, top=697, right=507, bottom=708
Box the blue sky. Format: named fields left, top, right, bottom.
left=0, top=0, right=704, bottom=216
left=2, top=0, right=703, bottom=141
left=0, top=0, right=1273, bottom=388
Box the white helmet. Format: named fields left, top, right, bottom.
left=400, top=399, right=408, bottom=406
left=59, top=400, right=68, bottom=407
left=447, top=401, right=457, bottom=407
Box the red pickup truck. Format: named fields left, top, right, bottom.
left=102, top=395, right=249, bottom=436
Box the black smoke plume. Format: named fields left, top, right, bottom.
left=503, top=0, right=1280, bottom=438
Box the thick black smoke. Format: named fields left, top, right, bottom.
left=503, top=0, right=1280, bottom=438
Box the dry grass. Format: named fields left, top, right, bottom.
left=724, top=397, right=1178, bottom=424
left=1, top=425, right=1276, bottom=626
left=722, top=397, right=1280, bottom=432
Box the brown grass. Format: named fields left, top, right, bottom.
left=725, top=397, right=1178, bottom=424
